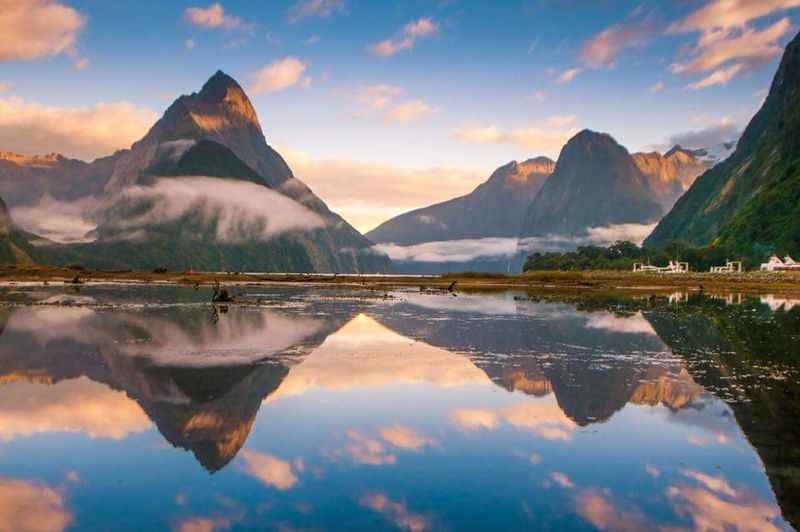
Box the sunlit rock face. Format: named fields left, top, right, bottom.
left=631, top=146, right=707, bottom=210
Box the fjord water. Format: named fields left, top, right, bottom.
left=0, top=285, right=797, bottom=531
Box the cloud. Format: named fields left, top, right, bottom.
left=288, top=0, right=346, bottom=23
left=584, top=223, right=656, bottom=246
left=10, top=196, right=97, bottom=243
left=368, top=17, right=438, bottom=57
left=549, top=472, right=575, bottom=489
left=184, top=3, right=242, bottom=30
left=451, top=398, right=576, bottom=441
left=574, top=489, right=650, bottom=531
left=239, top=450, right=299, bottom=490
left=73, top=56, right=88, bottom=70
left=671, top=18, right=791, bottom=76
left=304, top=34, right=320, bottom=45
left=669, top=0, right=800, bottom=34
left=278, top=146, right=485, bottom=233
left=580, top=18, right=653, bottom=68
left=360, top=493, right=429, bottom=532
left=175, top=517, right=232, bottom=532
left=649, top=81, right=664, bottom=93
left=340, top=429, right=397, bottom=465
left=384, top=100, right=433, bottom=122
left=375, top=237, right=520, bottom=263
left=0, top=96, right=157, bottom=161
left=666, top=470, right=784, bottom=532
left=378, top=425, right=437, bottom=450
left=249, top=57, right=308, bottom=94
left=666, top=120, right=741, bottom=150
left=585, top=311, right=658, bottom=336
left=555, top=67, right=581, bottom=84
left=687, top=63, right=745, bottom=89
left=112, top=177, right=325, bottom=243
left=355, top=84, right=403, bottom=110
left=185, top=38, right=196, bottom=50
left=0, top=477, right=72, bottom=532
left=453, top=116, right=577, bottom=155
left=0, top=0, right=85, bottom=63
left=0, top=82, right=8, bottom=93
left=0, top=376, right=151, bottom=441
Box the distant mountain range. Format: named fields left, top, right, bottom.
left=0, top=71, right=389, bottom=273
left=645, top=29, right=800, bottom=258
left=367, top=157, right=555, bottom=245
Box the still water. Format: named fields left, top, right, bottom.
left=0, top=284, right=798, bottom=531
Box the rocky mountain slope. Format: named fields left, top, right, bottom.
left=367, top=157, right=554, bottom=245
left=645, top=30, right=800, bottom=256
left=519, top=130, right=664, bottom=239
left=631, top=145, right=707, bottom=210
left=1, top=71, right=389, bottom=272
left=0, top=197, right=34, bottom=266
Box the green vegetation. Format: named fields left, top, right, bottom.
left=524, top=240, right=751, bottom=272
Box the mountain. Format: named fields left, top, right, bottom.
left=0, top=150, right=118, bottom=206
left=645, top=30, right=800, bottom=255
left=519, top=130, right=664, bottom=239
left=0, top=197, right=34, bottom=266
left=6, top=71, right=389, bottom=272
left=367, top=157, right=554, bottom=245
left=631, top=145, right=707, bottom=210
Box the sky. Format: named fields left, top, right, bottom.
left=0, top=0, right=798, bottom=232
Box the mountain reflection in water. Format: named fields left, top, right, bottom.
left=0, top=285, right=796, bottom=531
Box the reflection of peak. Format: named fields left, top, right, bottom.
left=137, top=364, right=289, bottom=472
left=629, top=369, right=703, bottom=410
left=502, top=370, right=552, bottom=396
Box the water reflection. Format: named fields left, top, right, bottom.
left=0, top=286, right=795, bottom=530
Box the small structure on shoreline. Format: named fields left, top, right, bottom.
left=710, top=261, right=742, bottom=273
left=760, top=255, right=800, bottom=271
left=633, top=261, right=689, bottom=274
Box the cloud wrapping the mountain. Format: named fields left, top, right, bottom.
left=116, top=177, right=325, bottom=243
left=667, top=120, right=741, bottom=151
left=250, top=57, right=308, bottom=94
left=11, top=196, right=97, bottom=243
left=0, top=0, right=85, bottom=62
left=375, top=237, right=519, bottom=263
left=0, top=96, right=157, bottom=161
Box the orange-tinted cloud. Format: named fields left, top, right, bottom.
left=0, top=0, right=85, bottom=63
left=360, top=492, right=429, bottom=531
left=239, top=450, right=299, bottom=490
left=0, top=477, right=72, bottom=532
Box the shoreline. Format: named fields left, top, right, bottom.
left=2, top=266, right=800, bottom=296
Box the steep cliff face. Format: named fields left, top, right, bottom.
left=520, top=130, right=663, bottom=238
left=0, top=197, right=33, bottom=266
left=367, top=157, right=554, bottom=245
left=631, top=146, right=706, bottom=210
left=645, top=29, right=800, bottom=256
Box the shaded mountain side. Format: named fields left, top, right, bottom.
left=643, top=298, right=800, bottom=529
left=367, top=157, right=554, bottom=245
left=645, top=29, right=800, bottom=256
left=631, top=146, right=707, bottom=210
left=0, top=150, right=119, bottom=207
left=520, top=130, right=663, bottom=238
left=0, top=196, right=34, bottom=266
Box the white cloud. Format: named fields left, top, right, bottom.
left=368, top=17, right=438, bottom=57
left=0, top=0, right=86, bottom=63
left=288, top=0, right=346, bottom=23
left=375, top=237, right=519, bottom=263
left=649, top=81, right=665, bottom=93
left=184, top=3, right=242, bottom=30
left=584, top=223, right=656, bottom=246
left=385, top=99, right=433, bottom=122
left=667, top=120, right=741, bottom=150
left=687, top=63, right=745, bottom=89
left=0, top=96, right=157, bottom=161
left=11, top=196, right=97, bottom=243
left=453, top=116, right=577, bottom=154
left=114, top=176, right=325, bottom=243
left=355, top=84, right=402, bottom=110
left=249, top=57, right=308, bottom=94
left=239, top=450, right=299, bottom=490
left=581, top=17, right=653, bottom=68
left=669, top=0, right=800, bottom=33
left=185, top=38, right=196, bottom=50
left=555, top=67, right=581, bottom=84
